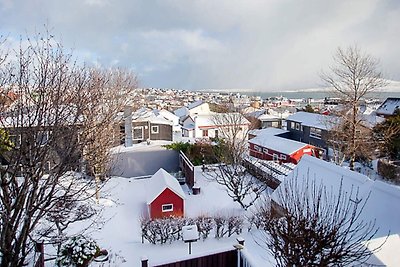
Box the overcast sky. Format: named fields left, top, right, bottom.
left=0, top=0, right=399, bottom=91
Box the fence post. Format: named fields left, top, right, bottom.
left=141, top=256, right=148, bottom=267
left=233, top=239, right=245, bottom=267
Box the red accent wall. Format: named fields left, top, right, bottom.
left=249, top=143, right=317, bottom=164
left=149, top=188, right=184, bottom=219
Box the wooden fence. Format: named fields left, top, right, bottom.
left=179, top=151, right=195, bottom=188
left=146, top=248, right=238, bottom=267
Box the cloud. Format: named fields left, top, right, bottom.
left=0, top=0, right=399, bottom=90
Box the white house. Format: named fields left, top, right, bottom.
left=174, top=100, right=211, bottom=124
left=182, top=112, right=250, bottom=140
left=272, top=155, right=400, bottom=266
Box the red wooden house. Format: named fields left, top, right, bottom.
left=248, top=128, right=319, bottom=164
left=147, top=168, right=186, bottom=219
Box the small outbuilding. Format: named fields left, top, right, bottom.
left=147, top=168, right=186, bottom=219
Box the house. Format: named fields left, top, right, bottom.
left=271, top=155, right=400, bottom=266
left=182, top=113, right=250, bottom=139
left=174, top=100, right=211, bottom=124
left=285, top=111, right=332, bottom=154
left=158, top=109, right=180, bottom=132
left=146, top=168, right=186, bottom=219
left=257, top=113, right=283, bottom=129
left=376, top=97, right=400, bottom=117
left=248, top=128, right=321, bottom=164
left=121, top=107, right=174, bottom=145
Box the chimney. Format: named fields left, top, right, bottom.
left=124, top=106, right=133, bottom=147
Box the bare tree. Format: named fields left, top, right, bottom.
left=0, top=31, right=137, bottom=266
left=321, top=45, right=386, bottom=169
left=257, top=175, right=381, bottom=266
left=373, top=111, right=400, bottom=160
left=206, top=113, right=267, bottom=210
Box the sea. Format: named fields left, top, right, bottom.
left=227, top=90, right=400, bottom=101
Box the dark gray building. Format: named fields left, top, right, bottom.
left=286, top=112, right=332, bottom=156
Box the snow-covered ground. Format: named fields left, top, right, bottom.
left=59, top=166, right=274, bottom=266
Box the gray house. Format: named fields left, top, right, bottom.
left=121, top=107, right=174, bottom=145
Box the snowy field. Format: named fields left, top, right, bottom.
left=66, top=166, right=274, bottom=267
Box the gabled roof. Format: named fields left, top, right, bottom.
left=187, top=100, right=204, bottom=110
left=132, top=108, right=173, bottom=125
left=286, top=112, right=333, bottom=130
left=146, top=168, right=186, bottom=205
left=249, top=128, right=309, bottom=155
left=376, top=97, right=400, bottom=116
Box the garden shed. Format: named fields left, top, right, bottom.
left=147, top=168, right=186, bottom=219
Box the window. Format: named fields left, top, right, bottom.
left=133, top=126, right=144, bottom=140
left=273, top=154, right=279, bottom=161
left=290, top=121, right=295, bottom=129
left=162, top=204, right=173, bottom=212
left=310, top=127, right=322, bottom=138
left=263, top=148, right=269, bottom=154
left=254, top=145, right=262, bottom=152
left=215, top=130, right=219, bottom=138
left=151, top=126, right=159, bottom=134
left=295, top=123, right=301, bottom=131
left=202, top=130, right=208, bottom=137
left=280, top=154, right=287, bottom=160
left=36, top=131, right=49, bottom=146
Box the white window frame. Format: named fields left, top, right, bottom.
left=280, top=154, right=287, bottom=160
left=162, top=204, right=174, bottom=212
left=273, top=154, right=279, bottom=161
left=254, top=145, right=262, bottom=152
left=133, top=126, right=144, bottom=140
left=263, top=148, right=269, bottom=154
left=151, top=125, right=159, bottom=134
left=310, top=127, right=322, bottom=139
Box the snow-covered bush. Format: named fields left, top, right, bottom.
left=140, top=214, right=244, bottom=244
left=227, top=216, right=244, bottom=237
left=57, top=235, right=100, bottom=267
left=214, top=215, right=228, bottom=238
left=196, top=216, right=214, bottom=240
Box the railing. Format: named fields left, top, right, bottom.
left=179, top=151, right=195, bottom=188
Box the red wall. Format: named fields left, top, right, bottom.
left=249, top=143, right=316, bottom=164
left=149, top=188, right=184, bottom=219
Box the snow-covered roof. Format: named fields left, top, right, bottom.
left=286, top=111, right=334, bottom=130
left=174, top=106, right=189, bottom=118
left=146, top=168, right=186, bottom=205
left=158, top=109, right=179, bottom=122
left=273, top=155, right=400, bottom=266
left=273, top=155, right=400, bottom=238
left=195, top=113, right=250, bottom=128
left=187, top=100, right=204, bottom=110
left=132, top=108, right=174, bottom=125
left=249, top=127, right=287, bottom=137
left=359, top=113, right=385, bottom=129
left=257, top=113, right=281, bottom=121
left=376, top=97, right=400, bottom=116
left=249, top=128, right=309, bottom=155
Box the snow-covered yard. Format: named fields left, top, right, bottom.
left=76, top=166, right=274, bottom=266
